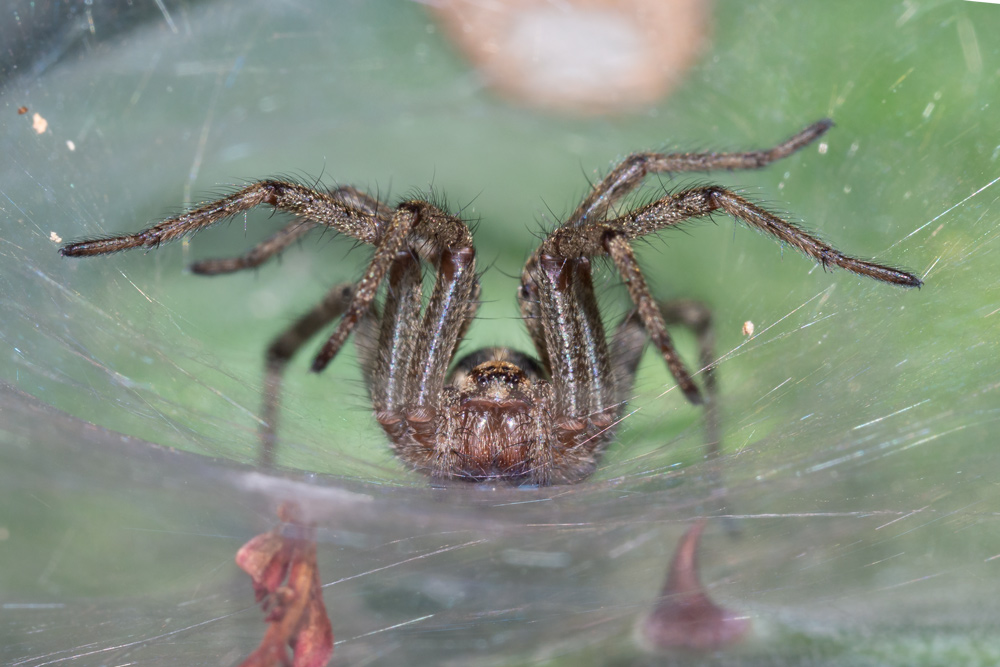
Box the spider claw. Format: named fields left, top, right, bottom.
left=681, top=382, right=704, bottom=406
left=310, top=354, right=331, bottom=373
left=883, top=266, right=923, bottom=288
left=60, top=239, right=107, bottom=257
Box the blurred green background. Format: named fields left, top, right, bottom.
left=2, top=1, right=999, bottom=665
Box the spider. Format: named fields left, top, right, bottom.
left=61, top=120, right=921, bottom=485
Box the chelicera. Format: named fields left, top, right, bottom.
left=61, top=120, right=921, bottom=485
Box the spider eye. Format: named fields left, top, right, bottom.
left=458, top=360, right=534, bottom=409
left=471, top=361, right=527, bottom=388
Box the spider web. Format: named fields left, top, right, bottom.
left=2, top=1, right=999, bottom=665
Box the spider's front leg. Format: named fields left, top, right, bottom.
left=517, top=254, right=624, bottom=483
left=518, top=255, right=716, bottom=484
left=565, top=119, right=834, bottom=227
left=208, top=197, right=479, bottom=473
left=60, top=180, right=475, bottom=469
left=359, top=202, right=481, bottom=479
left=522, top=121, right=921, bottom=482
left=521, top=121, right=844, bottom=409
left=535, top=184, right=921, bottom=410
left=60, top=181, right=389, bottom=259
left=191, top=186, right=393, bottom=275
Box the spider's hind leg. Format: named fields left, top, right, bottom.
left=190, top=220, right=317, bottom=275
left=259, top=282, right=356, bottom=468
left=612, top=299, right=726, bottom=510
left=611, top=299, right=717, bottom=459
left=660, top=300, right=718, bottom=461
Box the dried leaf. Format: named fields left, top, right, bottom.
left=236, top=504, right=334, bottom=667
left=236, top=531, right=292, bottom=601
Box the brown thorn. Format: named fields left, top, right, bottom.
left=640, top=520, right=751, bottom=652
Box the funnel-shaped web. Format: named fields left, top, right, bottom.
left=2, top=2, right=998, bottom=665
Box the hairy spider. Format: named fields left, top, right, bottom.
left=61, top=120, right=920, bottom=485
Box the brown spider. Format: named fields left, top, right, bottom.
left=61, top=120, right=921, bottom=485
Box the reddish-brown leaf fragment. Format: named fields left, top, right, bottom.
left=291, top=566, right=334, bottom=667
left=237, top=531, right=293, bottom=601
left=237, top=630, right=289, bottom=667
left=235, top=505, right=333, bottom=667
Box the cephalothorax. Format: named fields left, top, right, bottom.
left=62, top=120, right=920, bottom=485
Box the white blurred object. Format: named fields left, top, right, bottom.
left=429, top=0, right=711, bottom=114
